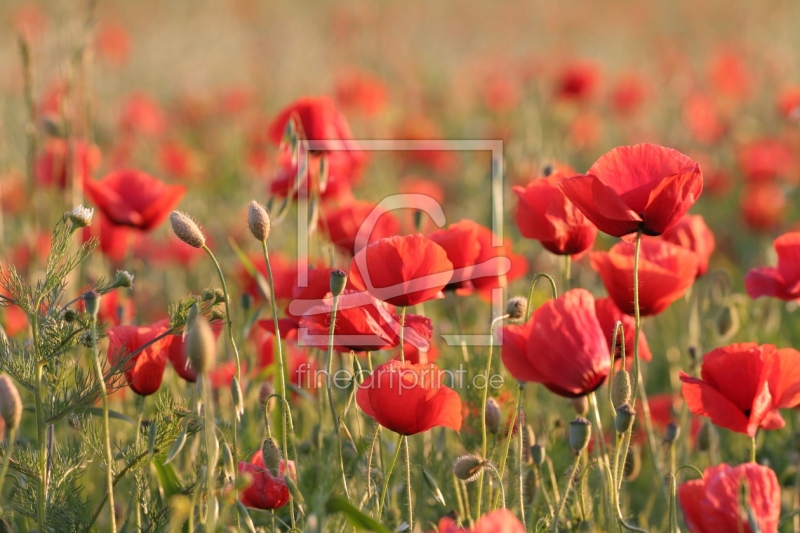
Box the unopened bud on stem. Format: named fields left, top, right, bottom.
left=261, top=437, right=282, bottom=476
left=330, top=269, right=348, bottom=297
left=453, top=455, right=486, bottom=483
left=569, top=417, right=591, bottom=454
left=170, top=211, right=205, bottom=248
left=83, top=290, right=101, bottom=320
left=505, top=296, right=527, bottom=321
left=0, top=375, right=22, bottom=431
left=248, top=201, right=271, bottom=242
left=485, top=397, right=501, bottom=435
left=186, top=315, right=216, bottom=375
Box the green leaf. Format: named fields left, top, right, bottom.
left=153, top=455, right=183, bottom=500
left=228, top=238, right=271, bottom=299
left=85, top=407, right=135, bottom=424
left=419, top=467, right=446, bottom=506
left=163, top=431, right=187, bottom=465
left=325, top=496, right=390, bottom=533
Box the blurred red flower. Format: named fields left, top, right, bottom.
left=335, top=70, right=389, bottom=116
left=590, top=240, right=699, bottom=316
left=159, top=140, right=201, bottom=180
left=737, top=138, right=794, bottom=183
left=95, top=21, right=131, bottom=66
left=683, top=93, right=727, bottom=146
left=356, top=359, right=462, bottom=435
left=500, top=289, right=611, bottom=398
left=610, top=72, right=647, bottom=116
left=740, top=183, right=785, bottom=232
left=238, top=450, right=295, bottom=510
left=645, top=394, right=702, bottom=447
left=679, top=463, right=779, bottom=533
left=560, top=144, right=703, bottom=237
left=157, top=319, right=223, bottom=383
left=82, top=212, right=131, bottom=263
left=554, top=60, right=600, bottom=103
left=268, top=150, right=357, bottom=202
left=594, top=297, right=652, bottom=364
left=321, top=201, right=400, bottom=255
left=84, top=170, right=185, bottom=231
left=745, top=232, right=800, bottom=301
left=430, top=509, right=525, bottom=532
left=679, top=343, right=800, bottom=436
left=119, top=93, right=166, bottom=137
left=107, top=323, right=171, bottom=396
left=513, top=167, right=598, bottom=256
left=777, top=85, right=800, bottom=121
left=660, top=214, right=715, bottom=277
left=708, top=50, right=750, bottom=101
left=36, top=140, right=101, bottom=189
left=349, top=234, right=453, bottom=307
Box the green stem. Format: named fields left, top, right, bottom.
left=564, top=255, right=571, bottom=292
left=326, top=294, right=350, bottom=499
left=201, top=244, right=240, bottom=485
left=0, top=427, right=17, bottom=506
left=404, top=436, right=413, bottom=531
left=668, top=473, right=677, bottom=533
left=34, top=348, right=47, bottom=530
left=378, top=434, right=404, bottom=519
left=525, top=273, right=558, bottom=321
left=518, top=396, right=526, bottom=526
left=492, top=383, right=523, bottom=510
left=552, top=454, right=581, bottom=532
left=750, top=435, right=757, bottom=463
left=134, top=394, right=144, bottom=530
left=398, top=307, right=407, bottom=362
left=485, top=463, right=506, bottom=509
left=202, top=376, right=217, bottom=532
left=91, top=317, right=116, bottom=533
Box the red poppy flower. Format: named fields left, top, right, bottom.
left=708, top=50, right=750, bottom=101
left=36, top=139, right=101, bottom=189
left=392, top=115, right=459, bottom=174
left=356, top=359, right=462, bottom=435
left=679, top=463, right=780, bottom=533
left=737, top=139, right=793, bottom=182
left=427, top=220, right=484, bottom=293
left=159, top=320, right=223, bottom=383
left=254, top=332, right=317, bottom=390
left=208, top=361, right=242, bottom=390
left=745, top=232, right=800, bottom=300
left=594, top=297, right=652, bottom=363
left=469, top=228, right=528, bottom=297
left=513, top=168, right=598, bottom=256
left=236, top=251, right=296, bottom=303
left=740, top=183, right=785, bottom=232
left=84, top=170, right=185, bottom=231
left=348, top=234, right=453, bottom=307
left=119, top=93, right=166, bottom=137
left=268, top=150, right=357, bottom=202
left=238, top=450, right=295, bottom=510
left=559, top=144, right=703, bottom=237
left=500, top=289, right=611, bottom=398
left=107, top=323, right=171, bottom=396
left=298, top=290, right=432, bottom=353
left=683, top=93, right=727, bottom=146
left=483, top=76, right=520, bottom=113
left=777, top=85, right=800, bottom=120
left=430, top=509, right=525, bottom=533
left=660, top=214, right=715, bottom=277
left=554, top=60, right=600, bottom=103
left=79, top=288, right=132, bottom=327
left=590, top=239, right=699, bottom=316
left=645, top=394, right=702, bottom=448
left=321, top=201, right=400, bottom=255
left=610, top=73, right=647, bottom=116
left=132, top=233, right=207, bottom=267
left=398, top=176, right=446, bottom=233
left=0, top=173, right=26, bottom=216
left=82, top=212, right=131, bottom=263
left=95, top=21, right=131, bottom=66
left=335, top=70, right=389, bottom=116
left=159, top=140, right=201, bottom=180
left=679, top=343, right=800, bottom=436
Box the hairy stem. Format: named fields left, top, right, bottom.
left=91, top=317, right=116, bottom=533
left=552, top=454, right=581, bottom=532
left=378, top=434, right=404, bottom=519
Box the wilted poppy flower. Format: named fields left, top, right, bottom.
left=590, top=239, right=699, bottom=316
left=356, top=359, right=462, bottom=435
left=238, top=450, right=295, bottom=510
left=500, top=289, right=611, bottom=397
left=299, top=290, right=432, bottom=353
left=594, top=297, right=652, bottom=363
left=745, top=232, right=800, bottom=300
left=84, top=170, right=185, bottom=231
left=513, top=168, right=598, bottom=256
left=36, top=139, right=101, bottom=189
left=107, top=323, right=171, bottom=396
left=560, top=144, right=703, bottom=237
left=349, top=234, right=453, bottom=307
left=679, top=343, right=800, bottom=436
left=737, top=139, right=793, bottom=182
left=660, top=214, right=715, bottom=277
left=430, top=509, right=525, bottom=533
left=321, top=201, right=400, bottom=255
left=679, top=463, right=780, bottom=533
left=740, top=183, right=785, bottom=232
left=119, top=93, right=166, bottom=137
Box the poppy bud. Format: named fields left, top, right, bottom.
left=571, top=395, right=589, bottom=416
left=623, top=445, right=641, bottom=481
left=83, top=290, right=101, bottom=320
left=453, top=455, right=486, bottom=483
left=715, top=304, right=739, bottom=340
left=615, top=403, right=635, bottom=434
left=114, top=270, right=134, bottom=289
left=330, top=269, right=348, bottom=298
left=0, top=375, right=23, bottom=431
left=665, top=422, right=681, bottom=444
left=611, top=369, right=632, bottom=408
left=505, top=296, right=527, bottom=321
left=186, top=315, right=216, bottom=375
left=69, top=205, right=94, bottom=228
left=247, top=200, right=271, bottom=242
left=569, top=417, right=591, bottom=454
left=63, top=309, right=78, bottom=323
left=523, top=425, right=535, bottom=465
left=259, top=381, right=275, bottom=409
left=484, top=398, right=501, bottom=435
left=531, top=443, right=546, bottom=467
left=261, top=437, right=282, bottom=476
left=169, top=211, right=205, bottom=248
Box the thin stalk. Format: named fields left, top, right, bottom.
left=564, top=255, right=571, bottom=292
left=398, top=307, right=407, bottom=362
left=201, top=244, right=240, bottom=484
left=91, top=316, right=116, bottom=533
left=485, top=463, right=506, bottom=509
left=378, top=434, right=404, bottom=519
left=0, top=427, right=17, bottom=502
left=133, top=394, right=145, bottom=530
left=202, top=376, right=217, bottom=532
left=492, top=383, right=523, bottom=510
left=403, top=436, right=413, bottom=531
left=750, top=435, right=757, bottom=463
left=668, top=474, right=678, bottom=533
left=477, top=314, right=508, bottom=517
left=326, top=293, right=350, bottom=499
left=525, top=273, right=558, bottom=321
left=261, top=240, right=296, bottom=525
left=552, top=454, right=581, bottom=532
left=33, top=307, right=46, bottom=531
left=518, top=399, right=526, bottom=526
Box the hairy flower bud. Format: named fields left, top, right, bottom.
left=614, top=403, right=636, bottom=434
left=452, top=455, right=486, bottom=483
left=83, top=290, right=101, bottom=320
left=531, top=443, right=546, bottom=467
left=0, top=375, right=23, bottom=431
left=169, top=211, right=205, bottom=248
left=261, top=437, right=282, bottom=476
left=247, top=200, right=271, bottom=242
left=330, top=269, right=348, bottom=298
left=186, top=315, right=216, bottom=375
left=484, top=397, right=502, bottom=435
left=569, top=417, right=591, bottom=454
left=611, top=369, right=632, bottom=408
left=505, top=296, right=527, bottom=321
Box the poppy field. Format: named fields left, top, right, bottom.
left=2, top=1, right=800, bottom=531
